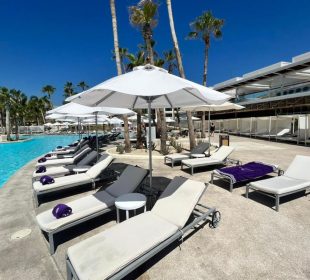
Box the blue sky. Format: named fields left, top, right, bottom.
left=1, top=0, right=309, bottom=105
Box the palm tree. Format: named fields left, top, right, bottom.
left=77, top=81, right=89, bottom=92
left=42, top=85, right=55, bottom=108
left=10, top=90, right=27, bottom=140
left=110, top=0, right=131, bottom=152
left=129, top=0, right=168, bottom=154
left=187, top=11, right=224, bottom=138
left=166, top=0, right=196, bottom=148
left=0, top=87, right=13, bottom=140
left=64, top=82, right=75, bottom=99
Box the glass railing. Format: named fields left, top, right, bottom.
left=236, top=82, right=310, bottom=103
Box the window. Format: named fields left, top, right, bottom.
left=295, top=88, right=301, bottom=93
left=303, top=86, right=309, bottom=92
left=289, top=89, right=294, bottom=94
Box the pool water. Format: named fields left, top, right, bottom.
left=0, top=135, right=79, bottom=188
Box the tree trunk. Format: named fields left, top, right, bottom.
left=110, top=0, right=131, bottom=152
left=166, top=0, right=195, bottom=148
left=201, top=43, right=209, bottom=139
left=201, top=111, right=206, bottom=138
left=123, top=115, right=131, bottom=152
left=40, top=110, right=45, bottom=124
left=5, top=108, right=10, bottom=141
left=203, top=42, right=209, bottom=87
left=136, top=110, right=144, bottom=149
left=160, top=109, right=167, bottom=153
left=155, top=109, right=161, bottom=138
left=175, top=108, right=182, bottom=133
left=15, top=118, right=19, bottom=141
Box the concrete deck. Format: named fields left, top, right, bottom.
left=0, top=134, right=310, bottom=279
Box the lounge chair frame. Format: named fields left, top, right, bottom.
left=40, top=170, right=149, bottom=255
left=211, top=166, right=282, bottom=192
left=245, top=183, right=309, bottom=212
left=181, top=157, right=240, bottom=175
left=66, top=184, right=221, bottom=280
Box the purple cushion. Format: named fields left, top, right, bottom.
left=39, top=175, right=55, bottom=185
left=52, top=204, right=72, bottom=219
left=36, top=166, right=46, bottom=173
left=38, top=157, right=47, bottom=163
left=44, top=153, right=52, bottom=157
left=57, top=146, right=62, bottom=149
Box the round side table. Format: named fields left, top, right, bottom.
left=72, top=165, right=91, bottom=174
left=115, top=193, right=147, bottom=223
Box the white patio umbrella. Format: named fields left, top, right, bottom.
left=68, top=64, right=230, bottom=187
left=109, top=117, right=123, bottom=125
left=182, top=102, right=245, bottom=155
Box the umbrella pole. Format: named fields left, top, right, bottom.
left=148, top=101, right=152, bottom=188
left=208, top=109, right=211, bottom=156
left=95, top=113, right=99, bottom=161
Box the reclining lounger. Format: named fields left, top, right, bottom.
left=164, top=142, right=210, bottom=167
left=66, top=176, right=221, bottom=280
left=211, top=161, right=281, bottom=192
left=45, top=144, right=89, bottom=159
left=36, top=165, right=149, bottom=254
left=32, top=151, right=99, bottom=181
left=51, top=139, right=89, bottom=155
left=246, top=155, right=310, bottom=211
left=181, top=146, right=237, bottom=175
left=36, top=146, right=91, bottom=168
left=33, top=155, right=114, bottom=207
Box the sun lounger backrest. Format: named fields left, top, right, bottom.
left=277, top=128, right=290, bottom=136
left=77, top=151, right=98, bottom=166
left=105, top=166, right=148, bottom=197
left=284, top=155, right=310, bottom=180
left=190, top=142, right=209, bottom=154
left=73, top=146, right=91, bottom=163
left=151, top=176, right=206, bottom=229
left=85, top=155, right=113, bottom=179
left=210, top=146, right=234, bottom=161
left=72, top=144, right=88, bottom=157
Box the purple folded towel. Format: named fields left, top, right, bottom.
left=57, top=146, right=62, bottom=149
left=36, top=166, right=46, bottom=173
left=38, top=157, right=47, bottom=163
left=40, top=175, right=55, bottom=185
left=44, top=153, right=52, bottom=157
left=52, top=204, right=72, bottom=219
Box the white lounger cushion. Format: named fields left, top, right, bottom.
left=165, top=153, right=190, bottom=160
left=151, top=177, right=206, bottom=229
left=32, top=166, right=75, bottom=180
left=283, top=155, right=310, bottom=181
left=36, top=147, right=91, bottom=167
left=182, top=146, right=234, bottom=167
left=67, top=212, right=178, bottom=280
left=36, top=190, right=115, bottom=232
left=33, top=173, right=92, bottom=193
left=85, top=155, right=114, bottom=179
left=249, top=176, right=310, bottom=195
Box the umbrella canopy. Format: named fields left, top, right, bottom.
left=181, top=102, right=245, bottom=112
left=67, top=64, right=230, bottom=187
left=47, top=102, right=135, bottom=116
left=109, top=117, right=123, bottom=125
left=67, top=65, right=230, bottom=108
left=44, top=122, right=53, bottom=126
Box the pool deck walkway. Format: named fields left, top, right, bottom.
left=0, top=134, right=310, bottom=279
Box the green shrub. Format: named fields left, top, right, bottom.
left=175, top=142, right=183, bottom=153
left=116, top=144, right=125, bottom=154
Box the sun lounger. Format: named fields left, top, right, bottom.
left=36, top=146, right=91, bottom=168
left=46, top=144, right=90, bottom=159
left=66, top=176, right=220, bottom=280
left=51, top=139, right=89, bottom=155
left=211, top=161, right=281, bottom=192
left=36, top=165, right=149, bottom=254
left=33, top=154, right=114, bottom=207
left=32, top=151, right=99, bottom=181
left=181, top=146, right=237, bottom=175
left=246, top=155, right=310, bottom=211
left=164, top=142, right=210, bottom=167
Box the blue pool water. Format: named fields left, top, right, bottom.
left=0, top=135, right=79, bottom=188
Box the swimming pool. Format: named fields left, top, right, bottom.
left=0, top=135, right=79, bottom=188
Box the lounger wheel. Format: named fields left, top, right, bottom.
left=210, top=211, right=221, bottom=228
